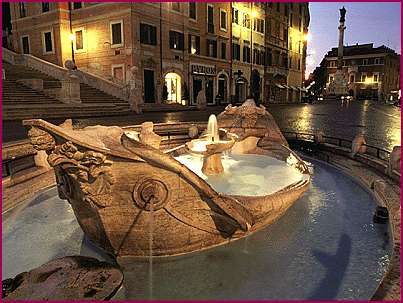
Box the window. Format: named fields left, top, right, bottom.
left=21, top=36, right=30, bottom=54
left=350, top=75, right=355, bottom=83
left=289, top=36, right=292, bottom=51
left=189, top=3, right=196, bottom=20
left=42, top=31, right=54, bottom=53
left=243, top=44, right=251, bottom=63
left=329, top=76, right=334, bottom=82
left=169, top=31, right=184, bottom=50
left=361, top=74, right=366, bottom=82
left=374, top=74, right=379, bottom=82
left=207, top=5, right=214, bottom=33
left=266, top=48, right=272, bottom=66
left=19, top=3, right=26, bottom=18
left=254, top=18, right=264, bottom=33
left=297, top=59, right=301, bottom=70
left=207, top=39, right=217, bottom=58
left=172, top=2, right=180, bottom=12
left=232, top=42, right=240, bottom=60
left=276, top=3, right=280, bottom=12
left=362, top=59, right=368, bottom=65
left=42, top=2, right=50, bottom=12
left=73, top=2, right=82, bottom=9
left=75, top=30, right=83, bottom=50
left=220, top=9, right=227, bottom=31
left=243, top=14, right=251, bottom=28
left=221, top=42, right=226, bottom=59
left=374, top=58, right=381, bottom=65
left=232, top=8, right=239, bottom=24
left=290, top=14, right=293, bottom=27
left=188, top=34, right=200, bottom=55
left=110, top=21, right=123, bottom=47
left=289, top=57, right=292, bottom=68
left=140, top=23, right=157, bottom=45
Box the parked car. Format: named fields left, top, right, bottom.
left=340, top=95, right=353, bottom=101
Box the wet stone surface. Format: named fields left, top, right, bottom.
left=3, top=159, right=391, bottom=300
left=2, top=256, right=123, bottom=300
left=4, top=100, right=400, bottom=151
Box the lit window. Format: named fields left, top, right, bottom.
left=110, top=21, right=123, bottom=47
left=188, top=34, right=200, bottom=55
left=75, top=30, right=83, bottom=50
left=361, top=74, right=366, bottom=82
left=169, top=31, right=184, bottom=50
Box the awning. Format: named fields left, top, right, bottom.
left=299, top=87, right=308, bottom=92
left=289, top=86, right=298, bottom=91
left=275, top=84, right=284, bottom=89
left=282, top=84, right=290, bottom=89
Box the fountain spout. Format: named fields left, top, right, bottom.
left=207, top=114, right=219, bottom=143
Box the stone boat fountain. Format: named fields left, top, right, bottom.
left=23, top=99, right=311, bottom=259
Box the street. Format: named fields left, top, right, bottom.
left=3, top=100, right=400, bottom=151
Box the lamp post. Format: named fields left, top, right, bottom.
left=68, top=3, right=75, bottom=65
left=250, top=5, right=257, bottom=98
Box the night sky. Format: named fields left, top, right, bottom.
left=307, top=1, right=401, bottom=74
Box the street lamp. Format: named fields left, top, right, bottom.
left=250, top=5, right=258, bottom=98
left=68, top=3, right=75, bottom=65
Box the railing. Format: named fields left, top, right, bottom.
left=283, top=131, right=392, bottom=161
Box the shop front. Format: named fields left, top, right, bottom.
left=190, top=63, right=216, bottom=106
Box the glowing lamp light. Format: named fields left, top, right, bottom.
left=364, top=77, right=374, bottom=84
left=251, top=10, right=258, bottom=18
left=304, top=33, right=312, bottom=42
left=191, top=47, right=196, bottom=54
left=69, top=33, right=75, bottom=41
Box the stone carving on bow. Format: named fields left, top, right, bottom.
left=47, top=141, right=114, bottom=208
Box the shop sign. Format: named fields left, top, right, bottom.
left=191, top=64, right=216, bottom=76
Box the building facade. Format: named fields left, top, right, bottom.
left=9, top=2, right=310, bottom=107
left=323, top=43, right=400, bottom=101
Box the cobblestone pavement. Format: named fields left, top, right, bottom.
left=3, top=100, right=400, bottom=151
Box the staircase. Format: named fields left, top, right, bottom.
left=2, top=61, right=132, bottom=120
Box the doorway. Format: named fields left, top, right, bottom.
left=205, top=77, right=214, bottom=105
left=218, top=74, right=228, bottom=104
left=144, top=69, right=155, bottom=103
left=164, top=72, right=182, bottom=104
left=192, top=77, right=203, bottom=105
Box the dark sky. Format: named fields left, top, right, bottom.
left=307, top=2, right=401, bottom=74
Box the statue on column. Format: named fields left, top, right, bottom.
left=339, top=7, right=346, bottom=23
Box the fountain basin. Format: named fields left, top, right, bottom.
left=2, top=158, right=390, bottom=300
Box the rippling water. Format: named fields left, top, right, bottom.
left=2, top=158, right=390, bottom=300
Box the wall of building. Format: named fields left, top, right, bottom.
left=9, top=2, right=310, bottom=107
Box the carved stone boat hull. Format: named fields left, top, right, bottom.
left=24, top=118, right=310, bottom=258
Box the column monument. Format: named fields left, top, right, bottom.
left=329, top=7, right=348, bottom=96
